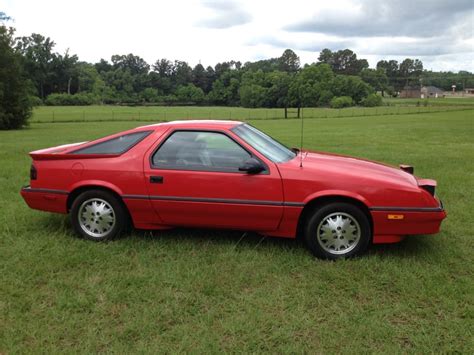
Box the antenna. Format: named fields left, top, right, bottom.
left=299, top=106, right=304, bottom=168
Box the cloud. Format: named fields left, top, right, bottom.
left=285, top=0, right=473, bottom=38
left=247, top=35, right=353, bottom=53
left=196, top=0, right=252, bottom=29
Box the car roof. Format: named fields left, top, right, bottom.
left=137, top=120, right=243, bottom=131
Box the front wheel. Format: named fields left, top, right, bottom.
left=70, top=190, right=127, bottom=241
left=304, top=202, right=371, bottom=259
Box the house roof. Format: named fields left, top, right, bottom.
left=421, top=86, right=444, bottom=93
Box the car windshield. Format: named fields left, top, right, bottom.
left=232, top=124, right=296, bottom=163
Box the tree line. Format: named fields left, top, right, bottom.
left=1, top=13, right=474, bottom=129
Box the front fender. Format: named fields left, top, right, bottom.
left=302, top=189, right=371, bottom=207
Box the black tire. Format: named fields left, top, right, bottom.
left=70, top=189, right=127, bottom=241
left=304, top=202, right=371, bottom=260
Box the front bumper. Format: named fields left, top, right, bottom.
left=20, top=185, right=68, bottom=214
left=371, top=200, right=446, bottom=244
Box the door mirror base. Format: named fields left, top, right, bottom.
left=238, top=158, right=265, bottom=174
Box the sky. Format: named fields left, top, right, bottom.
left=1, top=0, right=473, bottom=72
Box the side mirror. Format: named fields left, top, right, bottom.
left=238, top=158, right=265, bottom=174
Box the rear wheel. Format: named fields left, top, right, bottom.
left=71, top=190, right=127, bottom=241
left=304, top=202, right=371, bottom=259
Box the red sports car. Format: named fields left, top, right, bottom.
left=21, top=120, right=446, bottom=259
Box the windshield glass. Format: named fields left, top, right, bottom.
left=232, top=124, right=296, bottom=163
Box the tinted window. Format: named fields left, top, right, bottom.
left=232, top=124, right=296, bottom=163
left=152, top=131, right=251, bottom=172
left=72, top=131, right=151, bottom=155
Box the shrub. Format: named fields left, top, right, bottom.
left=361, top=94, right=383, bottom=107
left=45, top=93, right=98, bottom=106
left=330, top=96, right=353, bottom=109
left=175, top=84, right=205, bottom=104
left=317, top=90, right=334, bottom=107
left=28, top=96, right=43, bottom=107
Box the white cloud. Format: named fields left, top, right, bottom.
left=1, top=0, right=473, bottom=71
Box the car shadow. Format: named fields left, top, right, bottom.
left=41, top=215, right=436, bottom=259
left=131, top=227, right=305, bottom=253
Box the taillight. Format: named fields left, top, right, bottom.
left=30, top=164, right=37, bottom=180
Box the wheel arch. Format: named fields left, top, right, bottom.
left=66, top=180, right=123, bottom=211
left=66, top=185, right=132, bottom=228
left=296, top=194, right=373, bottom=239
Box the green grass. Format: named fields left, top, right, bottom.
left=30, top=100, right=474, bottom=123
left=1, top=110, right=473, bottom=353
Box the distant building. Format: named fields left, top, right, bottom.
left=464, top=88, right=474, bottom=95
left=400, top=86, right=421, bottom=98
left=421, top=86, right=445, bottom=98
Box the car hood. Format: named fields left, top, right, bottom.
left=295, top=151, right=417, bottom=187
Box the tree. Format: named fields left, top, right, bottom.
left=288, top=64, right=334, bottom=107
left=331, top=75, right=372, bottom=104
left=399, top=58, right=423, bottom=87
left=50, top=49, right=79, bottom=94
left=240, top=84, right=268, bottom=108
left=111, top=53, right=149, bottom=75
left=0, top=25, right=32, bottom=129
left=192, top=63, right=210, bottom=93
left=318, top=48, right=368, bottom=75
left=15, top=33, right=56, bottom=98
left=175, top=84, right=205, bottom=104
left=360, top=68, right=389, bottom=96
left=278, top=49, right=300, bottom=73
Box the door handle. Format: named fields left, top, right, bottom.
left=150, top=176, right=164, bottom=184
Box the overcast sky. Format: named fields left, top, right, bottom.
left=2, top=0, right=473, bottom=71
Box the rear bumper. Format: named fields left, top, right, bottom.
left=371, top=204, right=446, bottom=244
left=20, top=185, right=68, bottom=214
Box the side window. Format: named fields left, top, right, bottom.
left=72, top=131, right=151, bottom=154
left=152, top=131, right=251, bottom=172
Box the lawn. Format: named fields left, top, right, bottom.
left=30, top=100, right=474, bottom=123
left=1, top=109, right=473, bottom=353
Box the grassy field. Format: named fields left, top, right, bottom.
left=1, top=109, right=473, bottom=352
left=30, top=100, right=474, bottom=123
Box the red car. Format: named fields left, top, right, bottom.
left=21, top=120, right=446, bottom=259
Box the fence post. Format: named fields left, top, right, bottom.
left=52, top=111, right=55, bottom=123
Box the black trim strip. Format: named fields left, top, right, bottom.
left=370, top=206, right=444, bottom=212
left=122, top=194, right=304, bottom=207
left=21, top=186, right=69, bottom=195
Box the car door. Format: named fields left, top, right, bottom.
left=144, top=129, right=284, bottom=231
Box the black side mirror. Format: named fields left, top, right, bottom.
left=238, top=158, right=265, bottom=174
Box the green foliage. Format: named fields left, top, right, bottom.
left=318, top=48, right=369, bottom=75
left=361, top=94, right=383, bottom=107
left=140, top=88, right=159, bottom=103
left=288, top=64, right=334, bottom=107
left=175, top=84, right=205, bottom=104
left=0, top=26, right=32, bottom=129
left=28, top=95, right=43, bottom=106
left=332, top=75, right=372, bottom=104
left=44, top=93, right=98, bottom=106
left=240, top=84, right=268, bottom=108
left=10, top=27, right=471, bottom=111
left=330, top=96, right=354, bottom=108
